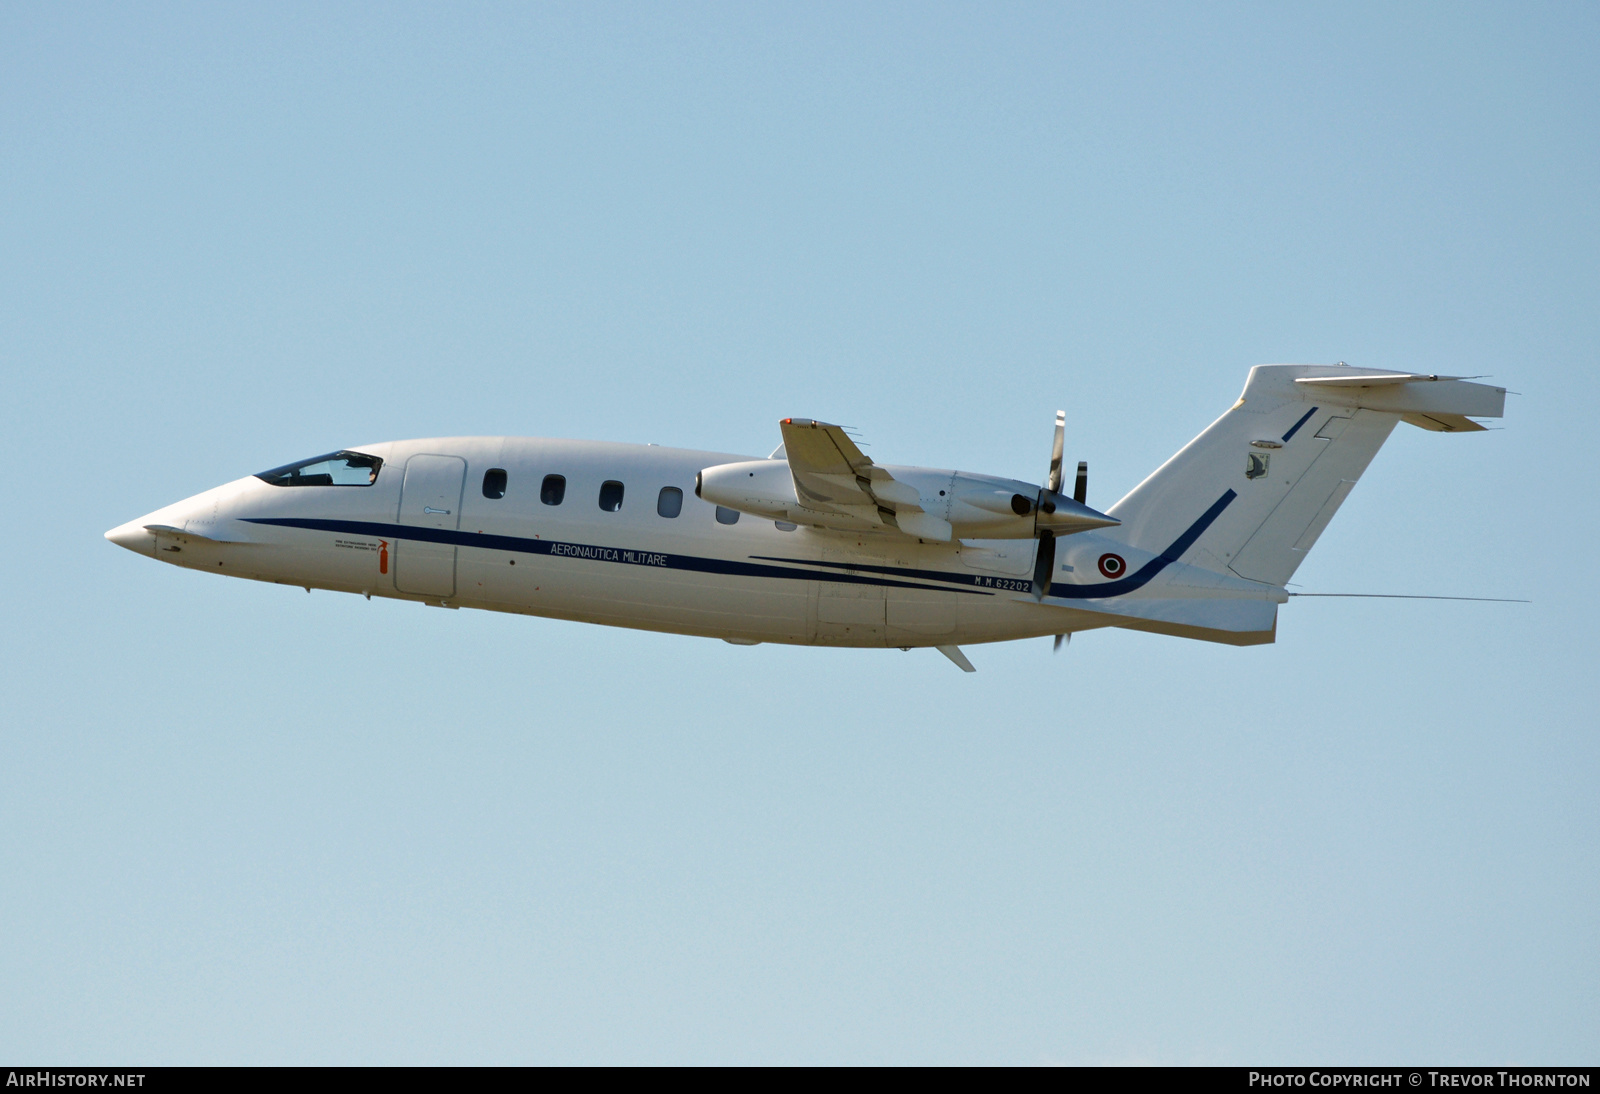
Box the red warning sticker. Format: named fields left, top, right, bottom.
left=379, top=540, right=389, bottom=575
left=1097, top=552, right=1126, bottom=579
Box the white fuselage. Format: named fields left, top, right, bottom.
left=107, top=437, right=1125, bottom=649
left=106, top=366, right=1511, bottom=656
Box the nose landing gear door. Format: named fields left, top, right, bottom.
left=396, top=454, right=466, bottom=597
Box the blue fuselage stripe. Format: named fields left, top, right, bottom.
left=239, top=517, right=991, bottom=595
left=242, top=489, right=1235, bottom=602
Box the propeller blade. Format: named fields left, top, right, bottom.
left=1047, top=410, right=1065, bottom=494
left=1032, top=530, right=1056, bottom=600
left=1074, top=460, right=1087, bottom=505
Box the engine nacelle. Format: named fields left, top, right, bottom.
left=696, top=460, right=800, bottom=521
left=697, top=460, right=1118, bottom=540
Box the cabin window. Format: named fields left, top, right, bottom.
left=482, top=468, right=508, bottom=499
left=715, top=506, right=740, bottom=525
left=657, top=487, right=683, bottom=518
left=256, top=450, right=383, bottom=487
left=540, top=475, right=566, bottom=505
left=775, top=521, right=797, bottom=531
left=599, top=480, right=625, bottom=512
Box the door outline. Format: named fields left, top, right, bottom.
left=395, top=454, right=467, bottom=597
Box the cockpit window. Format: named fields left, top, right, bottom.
left=256, top=450, right=383, bottom=487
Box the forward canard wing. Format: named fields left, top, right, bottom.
left=778, top=418, right=953, bottom=540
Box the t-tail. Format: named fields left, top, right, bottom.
left=1054, top=364, right=1506, bottom=645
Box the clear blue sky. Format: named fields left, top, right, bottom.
left=2, top=1, right=1595, bottom=1064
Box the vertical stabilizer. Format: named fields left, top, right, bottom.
left=1104, top=365, right=1504, bottom=588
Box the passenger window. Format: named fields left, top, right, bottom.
left=657, top=487, right=683, bottom=518
left=540, top=475, right=566, bottom=505
left=599, top=480, right=625, bottom=512
left=256, top=450, right=383, bottom=487
left=482, top=468, right=507, bottom=499
left=716, top=506, right=740, bottom=525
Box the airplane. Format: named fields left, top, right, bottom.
left=105, top=364, right=1506, bottom=672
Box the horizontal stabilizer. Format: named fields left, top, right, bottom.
left=1294, top=371, right=1504, bottom=424
left=1294, top=372, right=1466, bottom=387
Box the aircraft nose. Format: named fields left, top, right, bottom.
left=105, top=519, right=156, bottom=557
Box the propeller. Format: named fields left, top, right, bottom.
left=1031, top=413, right=1113, bottom=599
left=1027, top=411, right=1117, bottom=599
left=1046, top=410, right=1066, bottom=494
left=1032, top=411, right=1067, bottom=599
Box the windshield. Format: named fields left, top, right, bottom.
left=256, top=450, right=383, bottom=487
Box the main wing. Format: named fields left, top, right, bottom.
left=779, top=418, right=953, bottom=540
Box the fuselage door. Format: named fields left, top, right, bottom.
left=396, top=454, right=466, bottom=597
left=813, top=543, right=889, bottom=645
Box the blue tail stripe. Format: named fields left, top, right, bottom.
left=1281, top=406, right=1319, bottom=442
left=1046, top=489, right=1236, bottom=599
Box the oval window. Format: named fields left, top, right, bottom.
left=599, top=480, right=625, bottom=512
left=482, top=468, right=507, bottom=499
left=657, top=486, right=683, bottom=518
left=715, top=506, right=740, bottom=525
left=540, top=475, right=566, bottom=505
